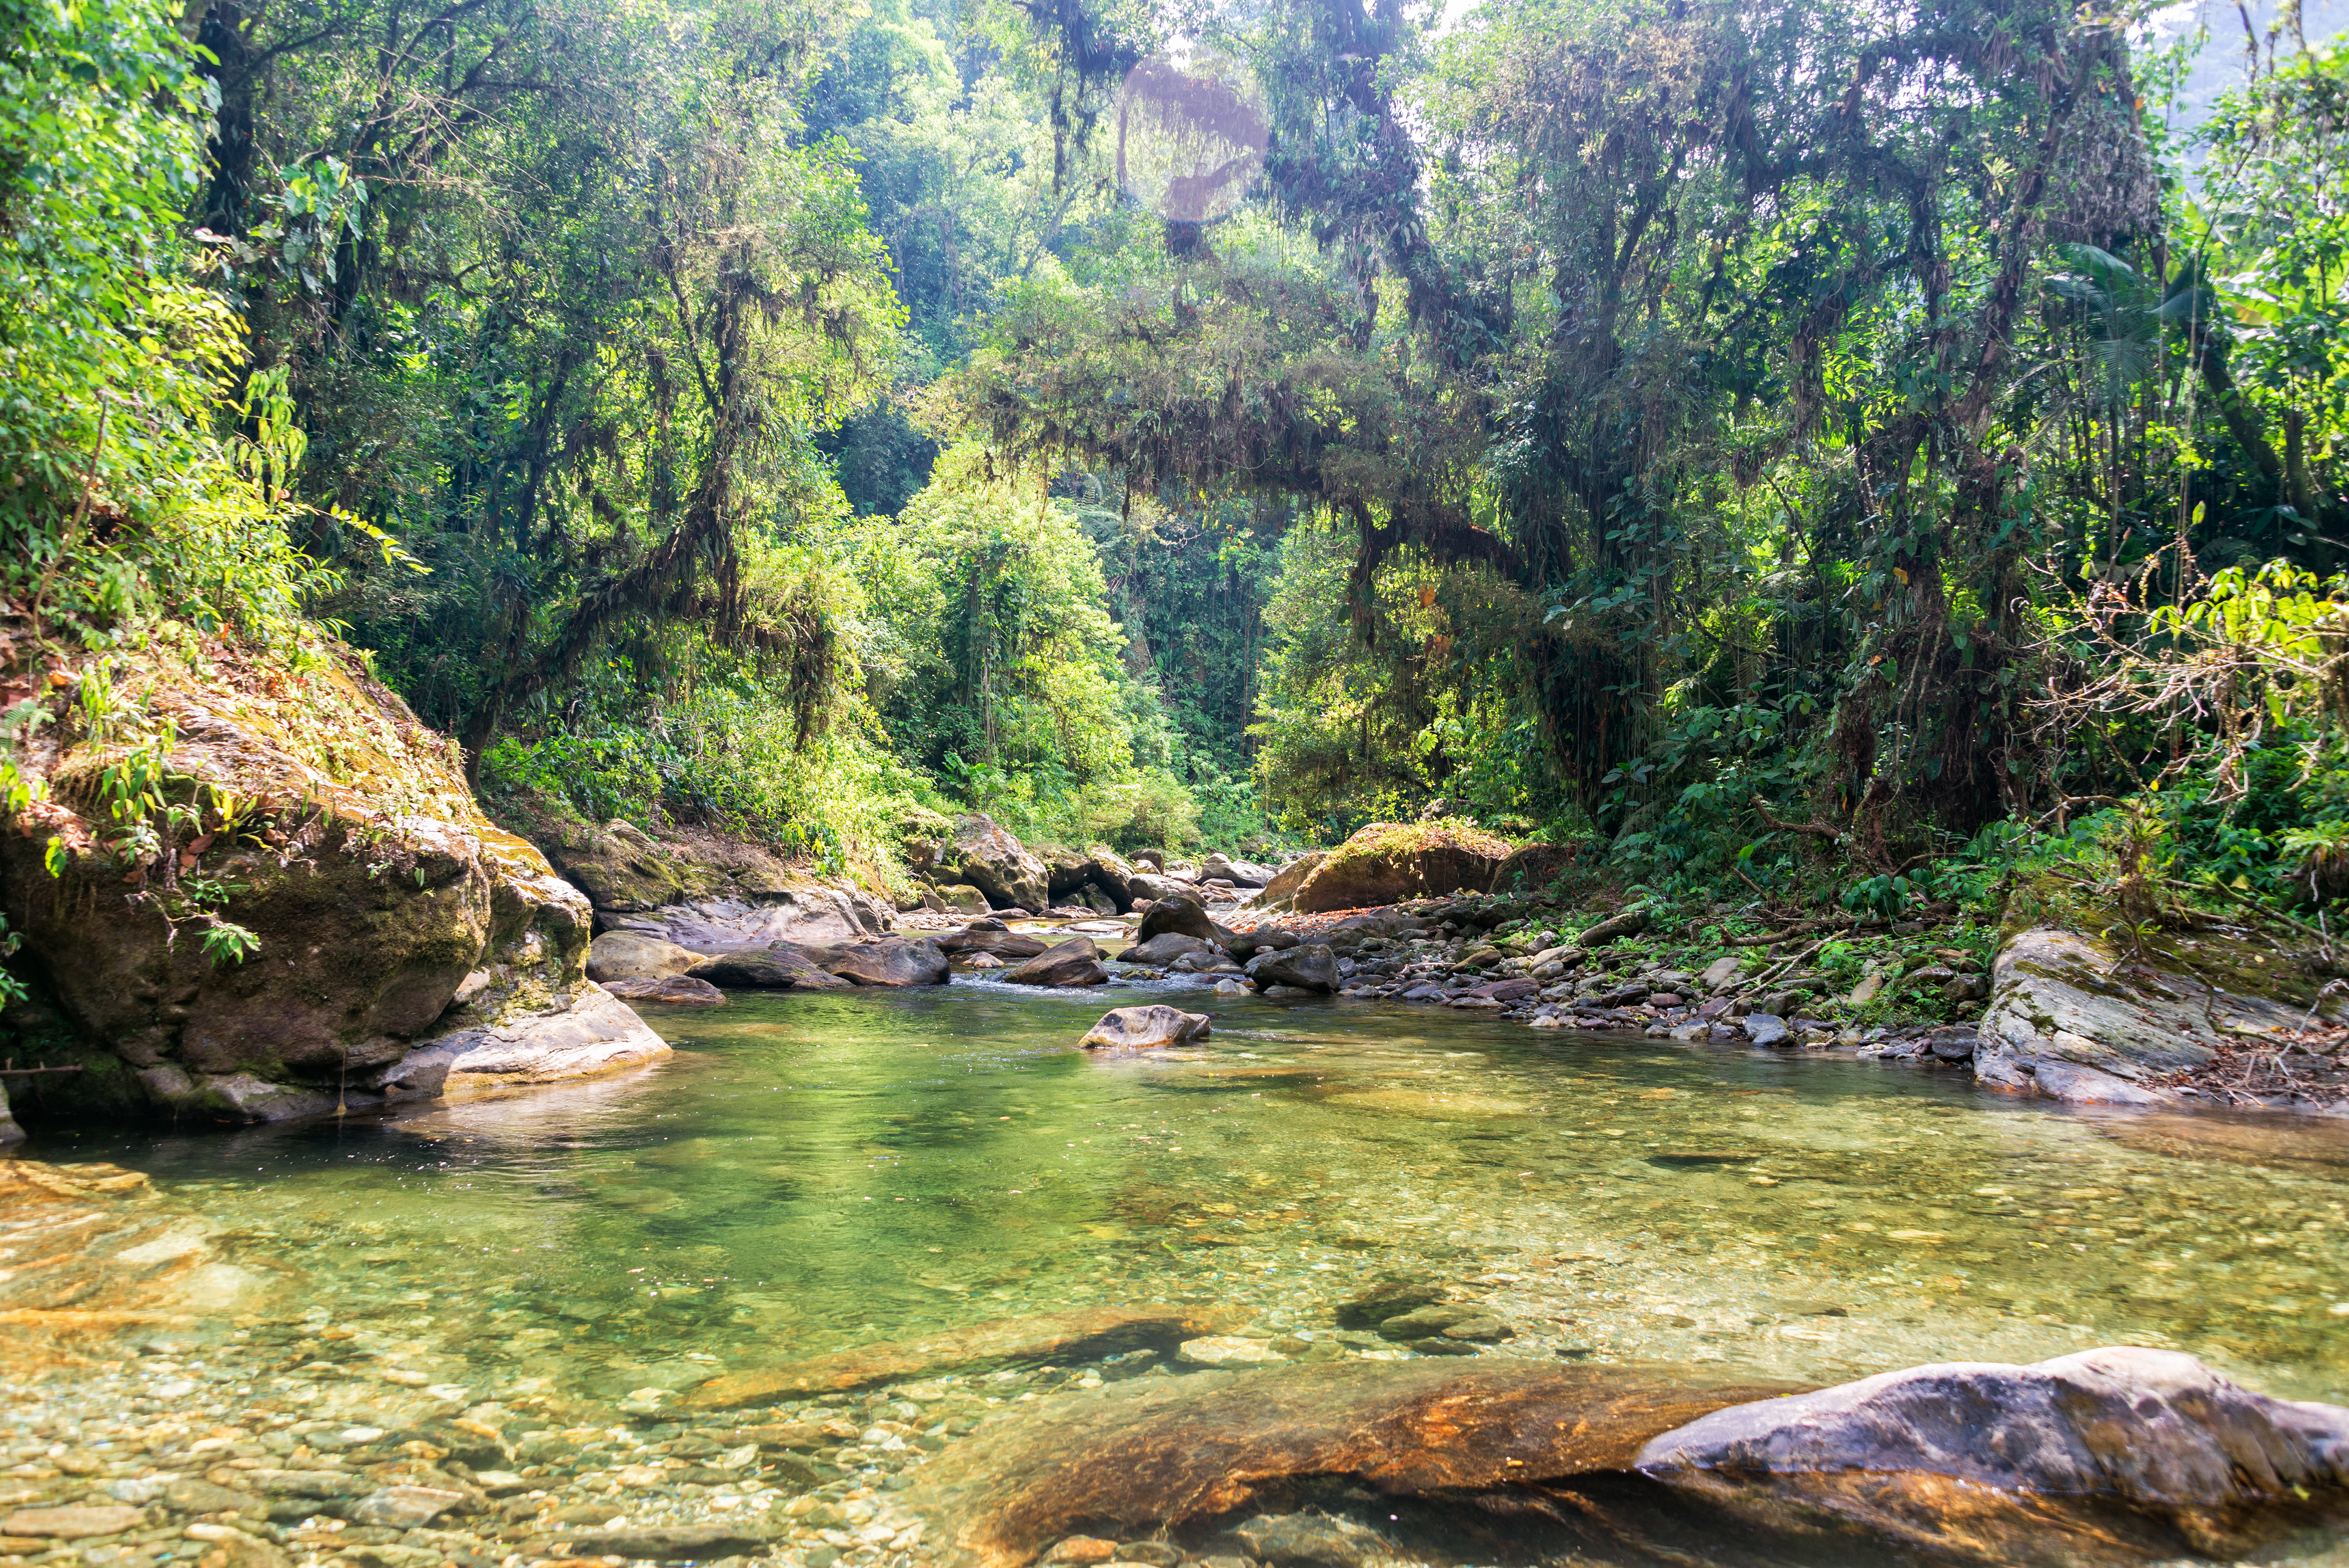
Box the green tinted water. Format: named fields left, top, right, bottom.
left=33, top=978, right=2349, bottom=1408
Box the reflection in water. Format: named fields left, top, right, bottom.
left=30, top=979, right=2349, bottom=1408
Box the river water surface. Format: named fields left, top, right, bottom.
left=29, top=977, right=2349, bottom=1415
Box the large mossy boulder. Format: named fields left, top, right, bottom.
left=539, top=818, right=893, bottom=951
left=1288, top=821, right=1511, bottom=914
left=0, top=636, right=666, bottom=1128
left=950, top=814, right=1049, bottom=913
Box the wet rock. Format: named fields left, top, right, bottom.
left=1004, top=937, right=1110, bottom=988
left=1041, top=1539, right=1118, bottom=1565
left=1109, top=1544, right=1183, bottom=1568
left=1741, top=1013, right=1790, bottom=1047
left=684, top=1305, right=1236, bottom=1406
left=3, top=1506, right=143, bottom=1538
left=901, top=1360, right=1804, bottom=1567
left=600, top=975, right=725, bottom=1007
left=1373, top=1304, right=1481, bottom=1341
left=372, top=985, right=670, bottom=1101
left=1635, top=1346, right=2349, bottom=1562
left=1136, top=895, right=1218, bottom=944
left=1081, top=1007, right=1212, bottom=1050
left=1222, top=926, right=1298, bottom=961
left=584, top=931, right=699, bottom=982
left=1243, top=944, right=1338, bottom=994
left=1334, top=1280, right=1446, bottom=1328
left=351, top=1487, right=468, bottom=1528
left=1200, top=854, right=1271, bottom=888
left=1286, top=823, right=1509, bottom=914
left=939, top=923, right=1052, bottom=961
left=965, top=952, right=1005, bottom=970
left=561, top=1524, right=779, bottom=1561
left=1232, top=1514, right=1381, bottom=1568
left=1176, top=1336, right=1287, bottom=1367
left=686, top=947, right=849, bottom=989
left=1928, top=1027, right=1976, bottom=1061
left=825, top=937, right=950, bottom=988
left=163, top=1480, right=266, bottom=1516
left=1122, top=933, right=1211, bottom=967
left=1975, top=928, right=2299, bottom=1107
left=950, top=815, right=1051, bottom=914
left=1437, top=1317, right=1513, bottom=1342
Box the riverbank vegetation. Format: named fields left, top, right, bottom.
left=5, top=0, right=2349, bottom=928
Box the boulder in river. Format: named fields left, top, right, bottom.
left=585, top=931, right=700, bottom=982
left=1122, top=932, right=1212, bottom=967
left=823, top=937, right=950, bottom=987
left=687, top=946, right=850, bottom=989
left=546, top=818, right=895, bottom=950
left=1246, top=851, right=1325, bottom=912
left=1284, top=822, right=1511, bottom=914
left=0, top=641, right=666, bottom=1127
left=1003, top=937, right=1109, bottom=988
left=1080, top=1006, right=1212, bottom=1049
left=1222, top=925, right=1298, bottom=961
left=939, top=922, right=1052, bottom=961
left=1082, top=845, right=1141, bottom=909
left=1634, top=1345, right=2349, bottom=1562
left=1127, top=872, right=1197, bottom=905
left=950, top=814, right=1051, bottom=913
left=1136, top=893, right=1217, bottom=943
left=600, top=975, right=725, bottom=1006
left=1199, top=853, right=1272, bottom=888
left=1244, top=943, right=1338, bottom=993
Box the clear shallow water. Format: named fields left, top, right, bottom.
left=29, top=977, right=2349, bottom=1408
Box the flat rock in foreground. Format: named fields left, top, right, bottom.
left=905, top=1359, right=1805, bottom=1567
left=1637, top=1346, right=2349, bottom=1563
left=683, top=1305, right=1237, bottom=1407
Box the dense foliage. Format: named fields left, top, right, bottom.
left=6, top=0, right=2349, bottom=909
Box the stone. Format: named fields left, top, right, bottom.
left=1004, top=937, right=1110, bottom=988
left=1244, top=943, right=1339, bottom=994
left=1223, top=926, right=1298, bottom=961
left=231, top=1470, right=371, bottom=1497
left=1042, top=1540, right=1119, bottom=1565
left=1975, top=927, right=2300, bottom=1107
left=1083, top=845, right=1142, bottom=909
left=1135, top=894, right=1218, bottom=943
left=561, top=1525, right=779, bottom=1561
left=935, top=883, right=991, bottom=915
left=1122, top=932, right=1212, bottom=967
left=1334, top=1280, right=1446, bottom=1328
left=1649, top=992, right=1683, bottom=1008
left=0, top=1080, right=17, bottom=1147
left=162, top=1480, right=266, bottom=1516
left=965, top=952, right=1005, bottom=970
left=1375, top=1304, right=1482, bottom=1341
left=1110, top=1545, right=1183, bottom=1568
left=584, top=931, right=699, bottom=982
left=0, top=644, right=651, bottom=1128
left=1927, top=1027, right=1976, bottom=1061
left=1127, top=873, right=1195, bottom=904
left=950, top=815, right=1051, bottom=913
left=938, top=924, right=1051, bottom=961
left=1176, top=1336, right=1287, bottom=1366
left=1080, top=1007, right=1213, bottom=1049
left=899, top=1361, right=1805, bottom=1567
left=1247, top=851, right=1326, bottom=912
left=684, top=1305, right=1237, bottom=1406
left=823, top=937, right=950, bottom=988
left=1635, top=1346, right=2349, bottom=1561
left=1232, top=1515, right=1381, bottom=1568
left=1577, top=906, right=1651, bottom=947
left=2, top=1507, right=143, bottom=1539
left=373, top=986, right=670, bottom=1100
left=1287, top=823, right=1510, bottom=914
left=685, top=947, right=849, bottom=989
left=1463, top=977, right=1539, bottom=1002
left=349, top=1487, right=468, bottom=1528
left=1741, top=1013, right=1789, bottom=1047
left=600, top=975, right=725, bottom=1007
left=1846, top=971, right=1885, bottom=1007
